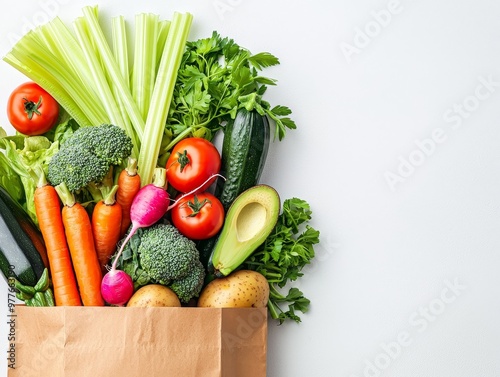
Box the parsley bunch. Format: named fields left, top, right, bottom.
left=243, top=198, right=320, bottom=324
left=159, top=31, right=296, bottom=164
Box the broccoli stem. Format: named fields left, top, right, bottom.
left=97, top=167, right=119, bottom=205
left=86, top=183, right=103, bottom=203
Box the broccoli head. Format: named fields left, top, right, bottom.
left=65, top=124, right=133, bottom=165
left=137, top=223, right=200, bottom=283
left=115, top=223, right=206, bottom=301
left=47, top=124, right=132, bottom=192
left=169, top=259, right=205, bottom=303
left=47, top=143, right=110, bottom=192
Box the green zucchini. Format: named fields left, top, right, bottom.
left=214, top=108, right=270, bottom=210
left=0, top=187, right=45, bottom=286
left=0, top=186, right=49, bottom=268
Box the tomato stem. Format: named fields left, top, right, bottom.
left=186, top=195, right=211, bottom=217
left=176, top=149, right=190, bottom=172
left=23, top=96, right=42, bottom=120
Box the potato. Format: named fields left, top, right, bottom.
left=197, top=270, right=269, bottom=308
left=127, top=284, right=181, bottom=307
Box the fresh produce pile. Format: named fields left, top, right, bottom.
left=0, top=6, right=320, bottom=324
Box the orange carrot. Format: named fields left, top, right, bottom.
left=55, top=182, right=104, bottom=307
left=92, top=184, right=122, bottom=274
left=32, top=169, right=81, bottom=306
left=116, top=157, right=141, bottom=238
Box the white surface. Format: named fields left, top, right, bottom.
left=1, top=1, right=500, bottom=376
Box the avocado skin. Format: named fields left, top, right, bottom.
left=210, top=184, right=280, bottom=277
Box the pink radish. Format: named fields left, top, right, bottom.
left=101, top=168, right=223, bottom=306
left=101, top=269, right=134, bottom=306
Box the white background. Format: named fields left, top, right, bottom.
left=0, top=0, right=500, bottom=376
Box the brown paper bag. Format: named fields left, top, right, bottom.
left=8, top=306, right=267, bottom=377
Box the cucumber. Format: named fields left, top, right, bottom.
left=199, top=109, right=270, bottom=273
left=214, top=108, right=270, bottom=210
left=0, top=187, right=45, bottom=286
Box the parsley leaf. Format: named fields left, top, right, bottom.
left=243, top=198, right=320, bottom=324
left=248, top=52, right=280, bottom=70
left=160, top=31, right=296, bottom=161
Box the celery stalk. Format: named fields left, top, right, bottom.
left=42, top=17, right=94, bottom=86
left=2, top=53, right=94, bottom=126
left=137, top=12, right=193, bottom=186
left=110, top=15, right=135, bottom=156
left=38, top=18, right=111, bottom=117
left=131, top=13, right=159, bottom=121
left=81, top=6, right=144, bottom=141
left=4, top=33, right=106, bottom=126
left=112, top=16, right=130, bottom=87
left=156, top=20, right=171, bottom=72
left=73, top=17, right=133, bottom=154
left=4, top=7, right=194, bottom=176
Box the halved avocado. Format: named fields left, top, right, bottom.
left=211, top=185, right=280, bottom=277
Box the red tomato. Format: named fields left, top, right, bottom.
left=7, top=82, right=59, bottom=136
left=171, top=192, right=225, bottom=240
left=166, top=138, right=221, bottom=193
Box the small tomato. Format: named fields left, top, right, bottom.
left=7, top=81, right=59, bottom=136
left=171, top=192, right=225, bottom=240
left=166, top=137, right=221, bottom=193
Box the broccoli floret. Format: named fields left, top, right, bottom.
left=47, top=144, right=110, bottom=192
left=65, top=124, right=133, bottom=165
left=168, top=259, right=205, bottom=303
left=138, top=224, right=200, bottom=283
left=47, top=124, right=132, bottom=192
left=115, top=223, right=206, bottom=299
